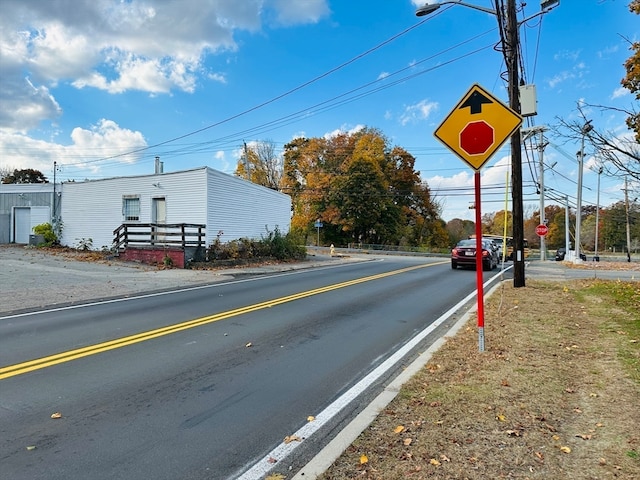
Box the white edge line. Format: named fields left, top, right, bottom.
left=236, top=268, right=509, bottom=480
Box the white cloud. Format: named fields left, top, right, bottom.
left=0, top=119, right=147, bottom=174
left=0, top=77, right=62, bottom=133
left=323, top=124, right=365, bottom=139
left=612, top=86, right=629, bottom=99
left=0, top=0, right=330, bottom=130
left=399, top=99, right=438, bottom=125
left=267, top=0, right=330, bottom=26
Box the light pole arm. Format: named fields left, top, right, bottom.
left=416, top=1, right=497, bottom=17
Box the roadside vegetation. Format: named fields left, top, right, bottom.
left=203, top=228, right=307, bottom=266
left=316, top=279, right=640, bottom=480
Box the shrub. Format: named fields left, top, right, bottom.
left=205, top=227, right=306, bottom=263
left=32, top=223, right=58, bottom=246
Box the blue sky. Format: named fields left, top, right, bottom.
left=0, top=0, right=637, bottom=221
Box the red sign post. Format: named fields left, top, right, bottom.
left=434, top=84, right=522, bottom=352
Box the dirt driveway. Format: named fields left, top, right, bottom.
left=0, top=245, right=236, bottom=315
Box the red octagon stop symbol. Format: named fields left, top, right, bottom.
left=460, top=121, right=494, bottom=155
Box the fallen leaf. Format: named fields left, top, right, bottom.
left=360, top=454, right=368, bottom=464
left=50, top=412, right=62, bottom=419
left=501, top=379, right=511, bottom=387
left=574, top=408, right=583, bottom=413
left=267, top=457, right=278, bottom=464
left=535, top=451, right=544, bottom=461
left=565, top=388, right=575, bottom=393
left=403, top=438, right=412, bottom=446
left=440, top=454, right=451, bottom=462
left=496, top=414, right=506, bottom=422
left=560, top=446, right=572, bottom=453
left=245, top=342, right=253, bottom=348
left=283, top=435, right=301, bottom=444
left=576, top=434, right=592, bottom=440
left=596, top=422, right=604, bottom=427
left=506, top=430, right=521, bottom=437
left=394, top=425, right=405, bottom=434
left=599, top=457, right=607, bottom=465
left=307, top=416, right=315, bottom=422
left=26, top=446, right=36, bottom=451
left=265, top=475, right=285, bottom=480
left=430, top=458, right=441, bottom=466
left=552, top=434, right=560, bottom=441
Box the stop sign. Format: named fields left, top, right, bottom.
left=535, top=224, right=549, bottom=237
left=459, top=121, right=494, bottom=155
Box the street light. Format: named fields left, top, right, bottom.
left=415, top=1, right=558, bottom=286
left=416, top=1, right=497, bottom=16
left=575, top=119, right=593, bottom=262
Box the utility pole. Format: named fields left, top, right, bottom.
left=564, top=195, right=570, bottom=258
left=575, top=119, right=593, bottom=262
left=624, top=176, right=632, bottom=262
left=505, top=0, right=525, bottom=287
left=594, top=167, right=602, bottom=261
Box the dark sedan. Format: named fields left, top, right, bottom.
left=451, top=239, right=498, bottom=271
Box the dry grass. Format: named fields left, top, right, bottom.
left=319, top=279, right=640, bottom=480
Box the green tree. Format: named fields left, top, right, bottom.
left=282, top=128, right=445, bottom=247
left=2, top=168, right=48, bottom=184
left=600, top=201, right=630, bottom=252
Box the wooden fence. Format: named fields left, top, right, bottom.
left=113, top=223, right=206, bottom=251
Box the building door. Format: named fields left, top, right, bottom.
left=12, top=206, right=51, bottom=243
left=14, top=207, right=30, bottom=243
left=152, top=197, right=166, bottom=243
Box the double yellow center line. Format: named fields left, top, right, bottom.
left=1, top=262, right=445, bottom=380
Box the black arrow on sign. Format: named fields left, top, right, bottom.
left=459, top=90, right=493, bottom=114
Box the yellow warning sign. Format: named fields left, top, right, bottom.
left=434, top=83, right=522, bottom=170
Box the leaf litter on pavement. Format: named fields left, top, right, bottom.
left=316, top=279, right=640, bottom=480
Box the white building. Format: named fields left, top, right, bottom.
left=60, top=167, right=291, bottom=250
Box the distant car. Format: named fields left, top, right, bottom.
left=555, top=247, right=566, bottom=261
left=451, top=239, right=498, bottom=271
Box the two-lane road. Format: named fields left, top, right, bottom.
left=0, top=257, right=502, bottom=479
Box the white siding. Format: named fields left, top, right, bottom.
left=59, top=167, right=291, bottom=250
left=205, top=169, right=291, bottom=245
left=60, top=168, right=208, bottom=249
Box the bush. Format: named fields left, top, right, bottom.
left=206, top=227, right=306, bottom=263
left=32, top=223, right=58, bottom=246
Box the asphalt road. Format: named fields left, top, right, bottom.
left=0, top=255, right=509, bottom=480
left=1, top=246, right=637, bottom=480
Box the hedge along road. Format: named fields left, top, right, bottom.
left=0, top=254, right=505, bottom=480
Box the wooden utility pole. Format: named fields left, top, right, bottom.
left=504, top=0, right=525, bottom=287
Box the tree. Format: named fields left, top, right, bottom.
left=282, top=128, right=446, bottom=247
left=446, top=218, right=475, bottom=245
left=1, top=168, right=49, bottom=184
left=235, top=140, right=283, bottom=190
left=622, top=0, right=640, bottom=141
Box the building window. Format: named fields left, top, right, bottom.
left=123, top=196, right=140, bottom=222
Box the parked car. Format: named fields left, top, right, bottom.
left=451, top=239, right=498, bottom=271
left=555, top=247, right=566, bottom=261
